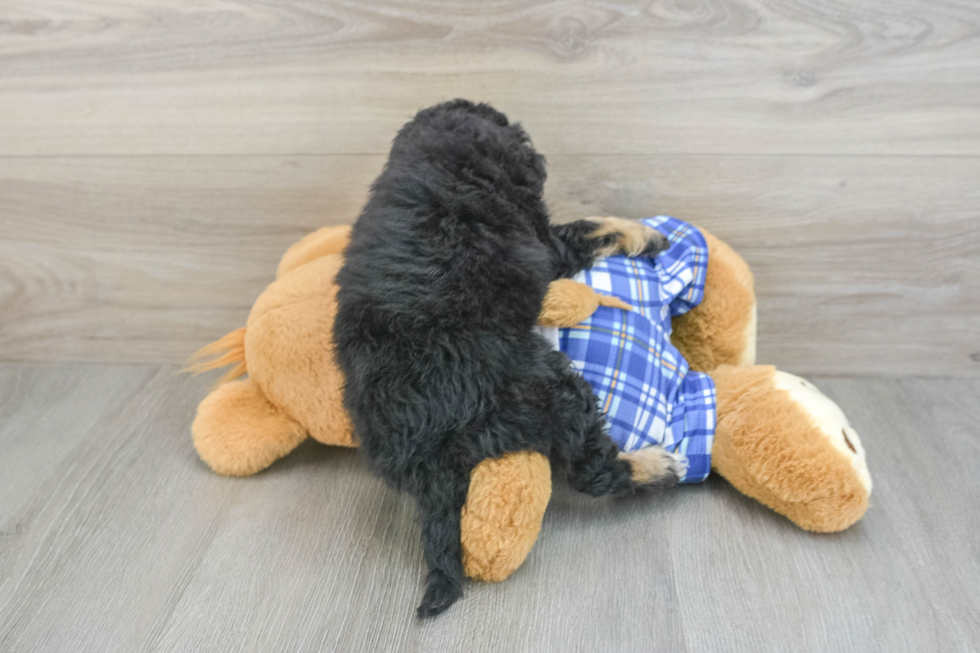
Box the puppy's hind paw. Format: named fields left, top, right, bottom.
left=619, top=446, right=687, bottom=487
left=586, top=216, right=669, bottom=258
left=416, top=570, right=463, bottom=619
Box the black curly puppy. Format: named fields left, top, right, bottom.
left=334, top=100, right=681, bottom=618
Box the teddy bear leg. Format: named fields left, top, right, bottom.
left=671, top=228, right=757, bottom=372
left=709, top=365, right=872, bottom=532
left=460, top=451, right=552, bottom=582
left=192, top=378, right=307, bottom=477
left=275, top=225, right=352, bottom=278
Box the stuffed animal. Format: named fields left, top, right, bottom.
left=188, top=217, right=871, bottom=584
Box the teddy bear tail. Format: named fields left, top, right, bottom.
left=183, top=327, right=248, bottom=386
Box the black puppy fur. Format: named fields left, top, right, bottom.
left=335, top=100, right=675, bottom=618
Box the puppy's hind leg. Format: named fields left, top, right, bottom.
left=551, top=358, right=686, bottom=495
left=618, top=446, right=688, bottom=487
left=566, top=419, right=686, bottom=496
left=415, top=466, right=470, bottom=618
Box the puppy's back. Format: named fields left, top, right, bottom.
left=335, top=100, right=555, bottom=464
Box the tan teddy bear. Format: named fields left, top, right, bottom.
left=189, top=221, right=871, bottom=583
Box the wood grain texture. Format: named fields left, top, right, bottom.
left=2, top=154, right=978, bottom=375
left=1, top=0, right=978, bottom=372
left=1, top=0, right=979, bottom=156
left=0, top=363, right=978, bottom=652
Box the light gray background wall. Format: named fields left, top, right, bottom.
left=2, top=0, right=978, bottom=376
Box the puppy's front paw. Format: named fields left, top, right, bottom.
left=586, top=217, right=669, bottom=258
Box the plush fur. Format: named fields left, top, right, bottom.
left=275, top=225, right=351, bottom=279
left=537, top=278, right=633, bottom=327
left=333, top=100, right=675, bottom=617
left=189, top=248, right=356, bottom=470
left=193, top=376, right=306, bottom=476
left=671, top=229, right=757, bottom=371
left=460, top=451, right=552, bottom=582
left=710, top=365, right=870, bottom=532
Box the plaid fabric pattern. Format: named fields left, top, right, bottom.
left=555, top=216, right=716, bottom=483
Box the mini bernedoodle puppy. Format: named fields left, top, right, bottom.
left=334, top=99, right=684, bottom=617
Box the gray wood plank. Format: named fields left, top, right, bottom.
left=2, top=155, right=977, bottom=376
left=1, top=0, right=978, bottom=156
left=0, top=364, right=242, bottom=652
left=0, top=364, right=978, bottom=652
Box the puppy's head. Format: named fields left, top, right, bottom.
left=417, top=98, right=510, bottom=128
left=391, top=99, right=547, bottom=199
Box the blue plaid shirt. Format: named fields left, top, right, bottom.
left=539, top=217, right=716, bottom=483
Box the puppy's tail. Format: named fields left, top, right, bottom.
left=618, top=446, right=688, bottom=488
left=416, top=468, right=469, bottom=619
left=182, top=327, right=248, bottom=386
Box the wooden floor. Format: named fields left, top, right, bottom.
left=0, top=362, right=977, bottom=652
left=2, top=1, right=979, bottom=651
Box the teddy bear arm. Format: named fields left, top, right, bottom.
left=671, top=228, right=756, bottom=372
left=276, top=225, right=353, bottom=279
left=710, top=365, right=871, bottom=532
left=461, top=451, right=552, bottom=582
